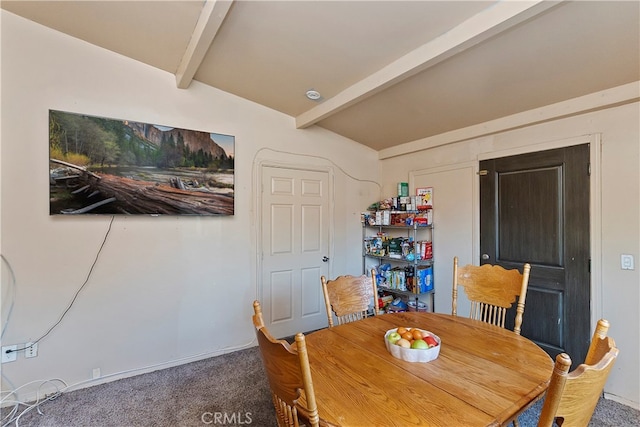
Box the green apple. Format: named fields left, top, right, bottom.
left=387, top=331, right=402, bottom=344
left=410, top=339, right=429, bottom=349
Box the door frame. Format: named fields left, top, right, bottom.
left=409, top=161, right=480, bottom=312
left=477, top=133, right=603, bottom=329
left=253, top=159, right=335, bottom=314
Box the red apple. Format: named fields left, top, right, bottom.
left=424, top=335, right=438, bottom=347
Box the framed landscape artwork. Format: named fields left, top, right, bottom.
left=49, top=110, right=234, bottom=215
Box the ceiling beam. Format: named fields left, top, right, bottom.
left=295, top=0, right=562, bottom=129
left=378, top=81, right=640, bottom=160
left=176, top=0, right=234, bottom=89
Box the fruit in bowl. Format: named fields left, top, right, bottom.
left=384, top=327, right=441, bottom=362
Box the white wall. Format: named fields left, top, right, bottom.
left=0, top=11, right=378, bottom=401
left=380, top=100, right=640, bottom=407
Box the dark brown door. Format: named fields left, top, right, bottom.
left=480, top=144, right=590, bottom=368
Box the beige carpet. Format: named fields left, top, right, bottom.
left=2, top=347, right=275, bottom=427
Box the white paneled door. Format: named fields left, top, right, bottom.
left=261, top=166, right=330, bottom=339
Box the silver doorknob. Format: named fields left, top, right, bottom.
left=322, top=256, right=329, bottom=262
left=482, top=254, right=490, bottom=260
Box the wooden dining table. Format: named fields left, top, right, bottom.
left=303, top=311, right=553, bottom=427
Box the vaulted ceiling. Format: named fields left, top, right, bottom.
left=3, top=1, right=639, bottom=153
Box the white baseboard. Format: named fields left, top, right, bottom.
left=604, top=392, right=640, bottom=411
left=1, top=342, right=258, bottom=408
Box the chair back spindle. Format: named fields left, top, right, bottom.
left=452, top=256, right=531, bottom=334
left=252, top=301, right=320, bottom=427
left=537, top=319, right=618, bottom=427
left=321, top=272, right=378, bottom=327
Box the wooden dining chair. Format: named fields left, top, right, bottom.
left=321, top=270, right=378, bottom=328
left=537, top=319, right=619, bottom=427
left=452, top=256, right=531, bottom=335
left=252, top=300, right=320, bottom=427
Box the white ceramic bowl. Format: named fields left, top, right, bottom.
left=384, top=328, right=441, bottom=363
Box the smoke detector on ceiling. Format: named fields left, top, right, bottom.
left=305, top=89, right=322, bottom=101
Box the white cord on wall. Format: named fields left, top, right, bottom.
left=1, top=254, right=17, bottom=340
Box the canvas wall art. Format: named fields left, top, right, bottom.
left=49, top=110, right=234, bottom=215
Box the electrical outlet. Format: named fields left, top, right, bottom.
left=25, top=342, right=38, bottom=358
left=92, top=368, right=101, bottom=379
left=1, top=345, right=18, bottom=363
